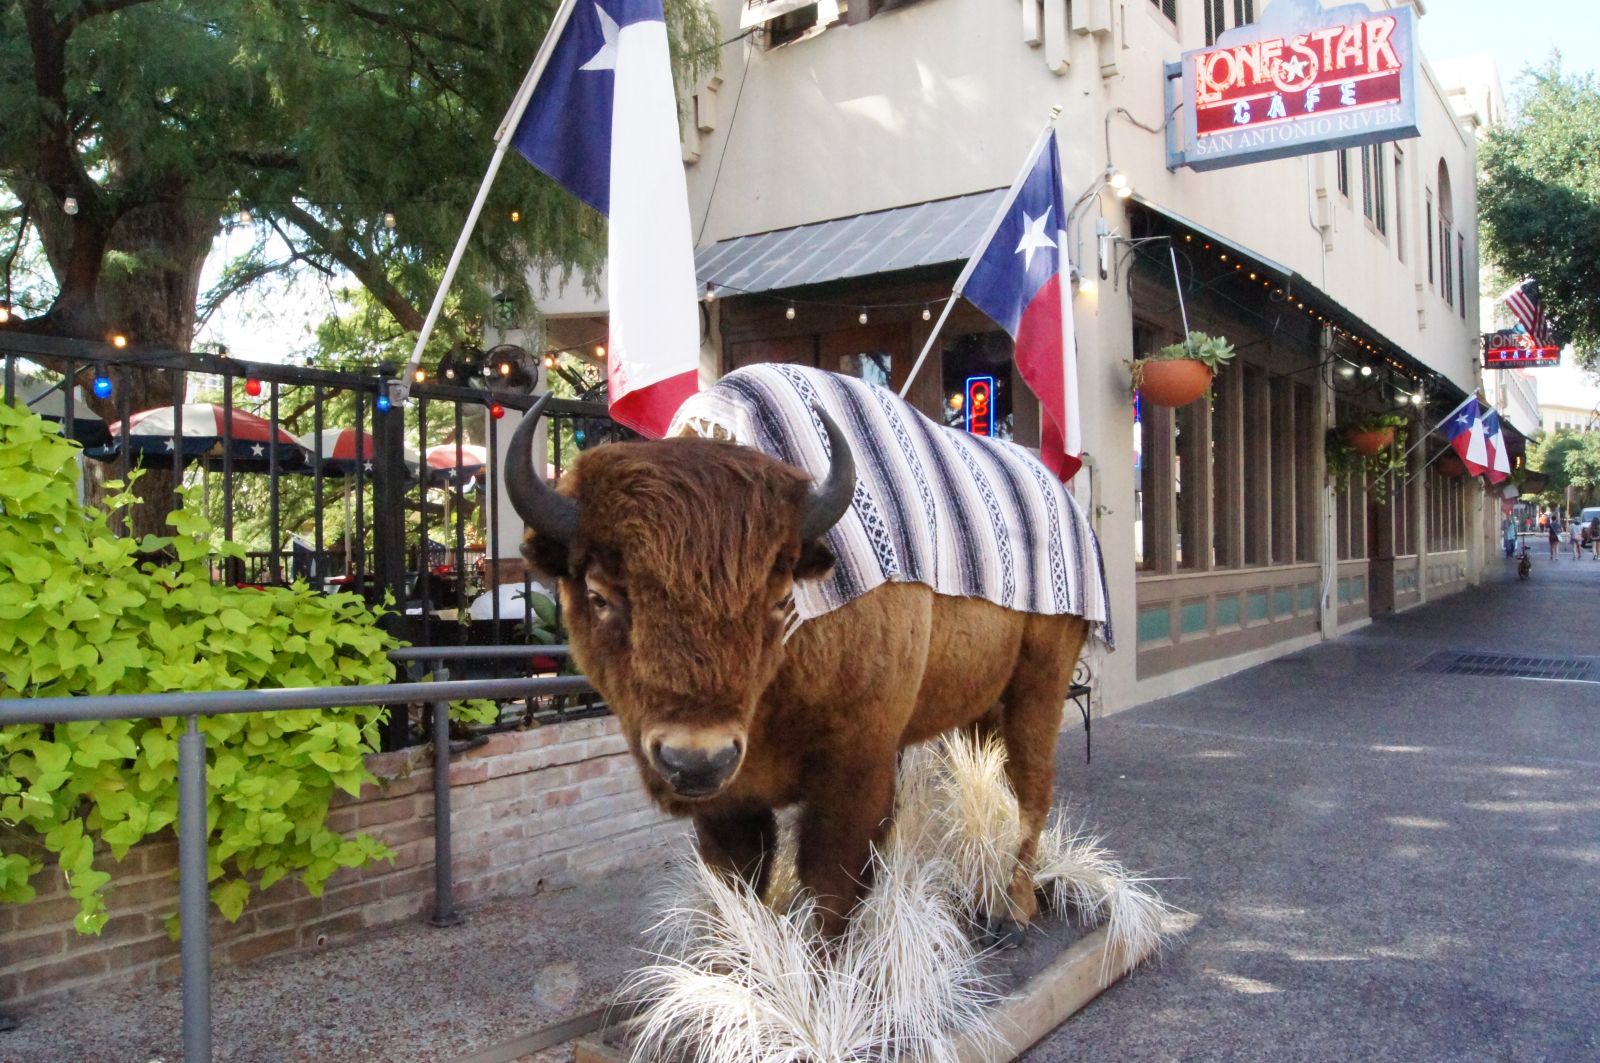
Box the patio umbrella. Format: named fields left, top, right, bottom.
left=424, top=442, right=489, bottom=486
left=92, top=403, right=304, bottom=471
left=16, top=380, right=111, bottom=447
left=295, top=428, right=421, bottom=478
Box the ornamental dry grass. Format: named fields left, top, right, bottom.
left=622, top=734, right=1183, bottom=1062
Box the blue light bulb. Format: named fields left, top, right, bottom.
left=92, top=374, right=113, bottom=399
left=375, top=393, right=392, bottom=413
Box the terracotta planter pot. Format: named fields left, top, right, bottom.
left=1344, top=426, right=1395, bottom=456
left=1135, top=358, right=1213, bottom=407
left=1437, top=452, right=1467, bottom=477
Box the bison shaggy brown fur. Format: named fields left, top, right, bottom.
left=510, top=403, right=1089, bottom=940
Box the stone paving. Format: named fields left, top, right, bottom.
left=4, top=548, right=1597, bottom=1061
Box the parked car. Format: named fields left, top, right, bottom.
left=1576, top=507, right=1600, bottom=548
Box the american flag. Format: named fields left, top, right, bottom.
left=1502, top=277, right=1551, bottom=345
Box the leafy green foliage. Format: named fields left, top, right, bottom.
left=1326, top=418, right=1411, bottom=505
left=0, top=402, right=410, bottom=932
left=1527, top=429, right=1600, bottom=505
left=1480, top=60, right=1600, bottom=370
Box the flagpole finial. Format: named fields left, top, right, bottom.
left=1048, top=105, right=1062, bottom=122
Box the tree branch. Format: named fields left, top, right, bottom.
left=59, top=0, right=160, bottom=38
left=279, top=202, right=425, bottom=333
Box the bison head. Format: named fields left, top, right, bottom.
left=506, top=397, right=854, bottom=803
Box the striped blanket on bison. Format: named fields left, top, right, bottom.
left=668, top=364, right=1113, bottom=647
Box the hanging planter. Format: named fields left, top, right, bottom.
left=1129, top=331, right=1237, bottom=408
left=1326, top=413, right=1410, bottom=505
left=1344, top=426, right=1396, bottom=456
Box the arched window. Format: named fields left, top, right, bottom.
left=1437, top=161, right=1454, bottom=307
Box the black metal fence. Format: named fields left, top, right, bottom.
left=1, top=333, right=626, bottom=746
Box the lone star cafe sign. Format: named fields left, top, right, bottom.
left=1172, top=0, right=1419, bottom=172
left=1483, top=329, right=1561, bottom=369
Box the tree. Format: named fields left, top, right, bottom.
left=1479, top=59, right=1600, bottom=370
left=1, top=0, right=719, bottom=529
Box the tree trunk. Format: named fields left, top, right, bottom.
left=80, top=198, right=218, bottom=540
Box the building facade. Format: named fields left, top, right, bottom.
left=519, top=0, right=1492, bottom=715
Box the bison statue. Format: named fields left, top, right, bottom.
left=507, top=364, right=1110, bottom=941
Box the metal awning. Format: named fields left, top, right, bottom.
left=695, top=188, right=1005, bottom=298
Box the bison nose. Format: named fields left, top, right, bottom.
left=654, top=740, right=742, bottom=798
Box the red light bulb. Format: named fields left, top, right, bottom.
left=489, top=403, right=505, bottom=420
left=244, top=377, right=262, bottom=397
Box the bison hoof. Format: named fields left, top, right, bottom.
left=974, top=912, right=1027, bottom=951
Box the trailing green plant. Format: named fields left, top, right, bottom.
left=1326, top=414, right=1411, bottom=504
left=1156, top=331, right=1238, bottom=374
left=0, top=403, right=491, bottom=933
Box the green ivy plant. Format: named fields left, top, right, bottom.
left=1326, top=413, right=1411, bottom=505
left=0, top=402, right=489, bottom=933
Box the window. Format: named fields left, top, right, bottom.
left=1438, top=160, right=1455, bottom=307
left=1149, top=0, right=1177, bottom=22
left=1336, top=150, right=1350, bottom=197
left=1360, top=147, right=1373, bottom=220
left=1204, top=0, right=1226, bottom=44
left=1138, top=351, right=1316, bottom=575
left=1458, top=235, right=1467, bottom=318
left=1425, top=191, right=1434, bottom=284
left=1393, top=149, right=1405, bottom=261
left=1233, top=0, right=1255, bottom=26
left=1361, top=144, right=1386, bottom=233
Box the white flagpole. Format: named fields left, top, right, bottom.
left=397, top=0, right=581, bottom=398
left=898, top=107, right=1062, bottom=400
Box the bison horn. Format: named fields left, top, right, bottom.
left=505, top=393, right=580, bottom=546
left=798, top=405, right=856, bottom=542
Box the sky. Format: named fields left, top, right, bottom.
left=1416, top=0, right=1597, bottom=89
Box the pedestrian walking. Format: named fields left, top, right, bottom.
left=1572, top=520, right=1582, bottom=560
left=1547, top=515, right=1560, bottom=560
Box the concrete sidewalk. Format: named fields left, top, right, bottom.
left=1029, top=550, right=1600, bottom=1061
left=4, top=551, right=1597, bottom=1062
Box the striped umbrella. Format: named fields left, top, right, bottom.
left=425, top=442, right=489, bottom=486
left=95, top=403, right=303, bottom=471
left=296, top=428, right=421, bottom=478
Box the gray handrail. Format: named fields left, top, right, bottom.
left=388, top=644, right=573, bottom=663
left=0, top=667, right=600, bottom=1063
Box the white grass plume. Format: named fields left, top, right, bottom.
left=625, top=733, right=1176, bottom=1058
left=625, top=853, right=996, bottom=1062
left=1034, top=817, right=1184, bottom=980
left=894, top=735, right=1020, bottom=916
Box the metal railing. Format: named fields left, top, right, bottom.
left=1, top=646, right=588, bottom=1063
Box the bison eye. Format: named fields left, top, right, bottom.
left=586, top=589, right=610, bottom=612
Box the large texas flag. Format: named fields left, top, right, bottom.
left=511, top=0, right=699, bottom=438
left=956, top=129, right=1082, bottom=481
left=1441, top=396, right=1489, bottom=476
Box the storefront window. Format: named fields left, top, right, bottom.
left=837, top=350, right=892, bottom=388
left=940, top=331, right=1014, bottom=440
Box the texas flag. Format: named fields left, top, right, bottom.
left=1481, top=408, right=1512, bottom=484
left=511, top=0, right=699, bottom=438
left=1440, top=395, right=1489, bottom=476
left=956, top=129, right=1081, bottom=481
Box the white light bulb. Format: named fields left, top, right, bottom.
left=785, top=305, right=796, bottom=320
left=922, top=306, right=932, bottom=322
left=858, top=310, right=868, bottom=325
left=63, top=196, right=79, bottom=216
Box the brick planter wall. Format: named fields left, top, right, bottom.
left=0, top=716, right=680, bottom=1009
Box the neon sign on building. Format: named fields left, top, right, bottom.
left=1171, top=0, right=1419, bottom=172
